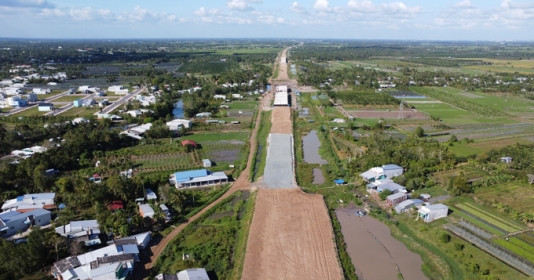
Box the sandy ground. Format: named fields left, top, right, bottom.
left=348, top=109, right=428, bottom=119
left=270, top=107, right=292, bottom=134
left=336, top=207, right=428, bottom=280
left=242, top=189, right=343, bottom=280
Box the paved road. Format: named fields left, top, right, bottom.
left=0, top=89, right=70, bottom=117
left=97, top=87, right=145, bottom=115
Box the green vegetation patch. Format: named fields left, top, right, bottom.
left=156, top=191, right=256, bottom=280
left=475, top=181, right=534, bottom=214
left=455, top=203, right=524, bottom=233
left=494, top=237, right=534, bottom=263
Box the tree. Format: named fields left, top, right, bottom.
left=414, top=126, right=425, bottom=138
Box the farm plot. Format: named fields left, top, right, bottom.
left=133, top=141, right=245, bottom=173
left=347, top=109, right=428, bottom=119
left=475, top=181, right=534, bottom=213
left=413, top=87, right=512, bottom=118
left=447, top=201, right=534, bottom=276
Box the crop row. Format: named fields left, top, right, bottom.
left=455, top=203, right=523, bottom=233
left=416, top=88, right=512, bottom=118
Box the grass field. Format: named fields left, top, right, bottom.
left=61, top=107, right=100, bottom=117
left=494, top=237, right=534, bottom=263
left=181, top=131, right=249, bottom=142
left=12, top=107, right=46, bottom=117
left=474, top=181, right=534, bottom=214
left=465, top=59, right=534, bottom=74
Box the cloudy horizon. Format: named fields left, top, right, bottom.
left=0, top=0, right=533, bottom=41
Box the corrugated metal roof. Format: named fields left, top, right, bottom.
left=174, top=169, right=208, bottom=183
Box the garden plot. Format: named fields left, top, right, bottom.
left=133, top=140, right=245, bottom=173
left=447, top=202, right=534, bottom=275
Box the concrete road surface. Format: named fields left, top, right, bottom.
left=262, top=133, right=296, bottom=189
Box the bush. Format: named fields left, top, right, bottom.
left=379, top=189, right=393, bottom=200
left=440, top=232, right=451, bottom=243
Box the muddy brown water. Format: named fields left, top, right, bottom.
left=312, top=168, right=325, bottom=184
left=302, top=130, right=327, bottom=165
left=335, top=207, right=428, bottom=280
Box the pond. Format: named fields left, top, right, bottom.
left=335, top=207, right=428, bottom=280
left=302, top=130, right=327, bottom=165
left=173, top=99, right=184, bottom=118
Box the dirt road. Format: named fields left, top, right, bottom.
left=242, top=45, right=343, bottom=280
left=242, top=189, right=342, bottom=280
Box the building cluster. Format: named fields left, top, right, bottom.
left=361, top=164, right=449, bottom=223
left=0, top=193, right=55, bottom=238
left=169, top=169, right=228, bottom=189
left=52, top=231, right=151, bottom=280
left=0, top=68, right=67, bottom=109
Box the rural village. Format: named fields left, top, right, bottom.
left=2, top=39, right=534, bottom=280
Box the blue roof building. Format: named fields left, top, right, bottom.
left=170, top=169, right=228, bottom=189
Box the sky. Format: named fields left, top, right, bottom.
left=0, top=0, right=533, bottom=40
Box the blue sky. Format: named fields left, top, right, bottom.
left=0, top=0, right=533, bottom=40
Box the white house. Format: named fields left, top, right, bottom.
left=202, top=159, right=212, bottom=168
left=360, top=164, right=404, bottom=182
left=418, top=204, right=449, bottom=223
left=145, top=189, right=157, bottom=200
left=3, top=87, right=22, bottom=95
left=195, top=112, right=211, bottom=118
left=169, top=169, right=228, bottom=189
left=51, top=237, right=140, bottom=280
left=139, top=204, right=155, bottom=218
left=38, top=103, right=54, bottom=112
left=394, top=199, right=424, bottom=214
left=331, top=118, right=346, bottom=123
left=167, top=119, right=191, bottom=130
left=55, top=220, right=101, bottom=246
left=0, top=209, right=51, bottom=237
left=367, top=179, right=406, bottom=194
left=232, top=93, right=243, bottom=99
left=1, top=192, right=55, bottom=212
left=108, top=85, right=129, bottom=95
left=33, top=88, right=51, bottom=95
left=177, top=268, right=210, bottom=280
left=214, top=94, right=226, bottom=100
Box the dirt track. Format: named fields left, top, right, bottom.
left=270, top=107, right=292, bottom=134
left=242, top=189, right=342, bottom=280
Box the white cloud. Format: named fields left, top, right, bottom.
left=69, top=7, right=93, bottom=21
left=227, top=0, right=260, bottom=11
left=347, top=0, right=374, bottom=12
left=453, top=0, right=474, bottom=9
left=290, top=2, right=307, bottom=14
left=313, top=0, right=329, bottom=11
left=40, top=8, right=64, bottom=17
left=195, top=7, right=207, bottom=16
left=0, top=0, right=54, bottom=8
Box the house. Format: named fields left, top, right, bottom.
left=33, top=88, right=51, bottom=95
left=360, top=164, right=404, bottom=182
left=107, top=200, right=124, bottom=211
left=214, top=94, right=226, bottom=100
left=160, top=204, right=171, bottom=221
left=232, top=94, right=243, bottom=99
left=82, top=98, right=97, bottom=107
left=394, top=199, right=424, bottom=214
left=1, top=192, right=55, bottom=212
left=139, top=204, right=155, bottom=218
left=195, top=112, right=211, bottom=118
left=98, top=99, right=110, bottom=107
left=55, top=220, right=101, bottom=246
left=156, top=268, right=210, bottom=280
left=169, top=169, right=228, bottom=189
left=202, top=159, right=212, bottom=168
left=145, top=189, right=157, bottom=200
left=500, top=156, right=512, bottom=164
left=386, top=192, right=408, bottom=206
left=331, top=118, right=346, bottom=123
left=181, top=140, right=197, bottom=148
left=136, top=94, right=156, bottom=106
left=0, top=209, right=51, bottom=238
left=178, top=268, right=210, bottom=280
left=108, top=85, right=129, bottom=95
left=418, top=204, right=449, bottom=223
left=72, top=117, right=89, bottom=125
left=73, top=99, right=82, bottom=107
left=37, top=102, right=54, bottom=111
left=166, top=119, right=192, bottom=130
left=121, top=123, right=153, bottom=140
left=367, top=179, right=406, bottom=194
left=51, top=237, right=140, bottom=280
left=90, top=174, right=102, bottom=184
